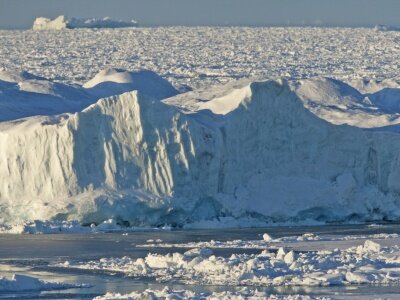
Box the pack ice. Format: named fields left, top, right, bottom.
left=1, top=68, right=400, bottom=226
left=32, top=15, right=138, bottom=30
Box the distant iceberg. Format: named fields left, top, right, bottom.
left=374, top=24, right=400, bottom=32
left=32, top=15, right=138, bottom=30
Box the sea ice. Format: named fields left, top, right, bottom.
left=56, top=239, right=400, bottom=287
left=94, top=286, right=329, bottom=300
left=2, top=27, right=400, bottom=91
left=0, top=274, right=87, bottom=292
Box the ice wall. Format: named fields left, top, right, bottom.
left=1, top=78, right=400, bottom=225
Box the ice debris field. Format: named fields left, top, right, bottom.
left=2, top=226, right=400, bottom=298
left=1, top=27, right=400, bottom=229
left=57, top=236, right=400, bottom=288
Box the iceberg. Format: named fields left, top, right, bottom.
left=32, top=15, right=138, bottom=30
left=0, top=68, right=177, bottom=121
left=374, top=24, right=400, bottom=32
left=1, top=73, right=400, bottom=226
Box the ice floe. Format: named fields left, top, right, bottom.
left=0, top=274, right=87, bottom=292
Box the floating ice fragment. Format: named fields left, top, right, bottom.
left=284, top=251, right=295, bottom=264
left=184, top=248, right=213, bottom=258
left=276, top=247, right=286, bottom=260
left=262, top=233, right=273, bottom=241
left=357, top=240, right=381, bottom=254
left=0, top=274, right=87, bottom=292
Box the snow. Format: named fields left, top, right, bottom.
left=291, top=77, right=400, bottom=128
left=0, top=274, right=87, bottom=292
left=83, top=68, right=178, bottom=99
left=0, top=68, right=176, bottom=121
left=33, top=15, right=137, bottom=30
left=94, top=287, right=326, bottom=300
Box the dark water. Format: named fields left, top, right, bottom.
left=0, top=224, right=400, bottom=299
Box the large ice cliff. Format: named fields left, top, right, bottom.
left=1, top=70, right=400, bottom=226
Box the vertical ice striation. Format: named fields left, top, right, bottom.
left=1, top=77, right=400, bottom=225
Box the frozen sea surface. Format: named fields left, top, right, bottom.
left=1, top=224, right=400, bottom=299
left=1, top=27, right=399, bottom=91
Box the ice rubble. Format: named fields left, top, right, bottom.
left=94, top=287, right=326, bottom=300
left=0, top=274, right=86, bottom=292
left=2, top=71, right=400, bottom=226
left=57, top=239, right=400, bottom=287
left=0, top=219, right=172, bottom=234
left=32, top=15, right=137, bottom=30
left=4, top=27, right=400, bottom=91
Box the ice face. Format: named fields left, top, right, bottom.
left=1, top=75, right=400, bottom=226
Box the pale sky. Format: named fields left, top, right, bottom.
left=0, top=0, right=400, bottom=29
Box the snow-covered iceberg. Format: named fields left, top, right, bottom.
left=32, top=15, right=138, bottom=30
left=0, top=68, right=177, bottom=121
left=1, top=74, right=400, bottom=226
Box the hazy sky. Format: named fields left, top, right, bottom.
left=1, top=0, right=400, bottom=29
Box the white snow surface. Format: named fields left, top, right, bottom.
left=83, top=68, right=178, bottom=99
left=94, top=287, right=326, bottom=300
left=33, top=15, right=137, bottom=30
left=0, top=274, right=86, bottom=292
left=0, top=68, right=177, bottom=121
left=2, top=71, right=400, bottom=226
